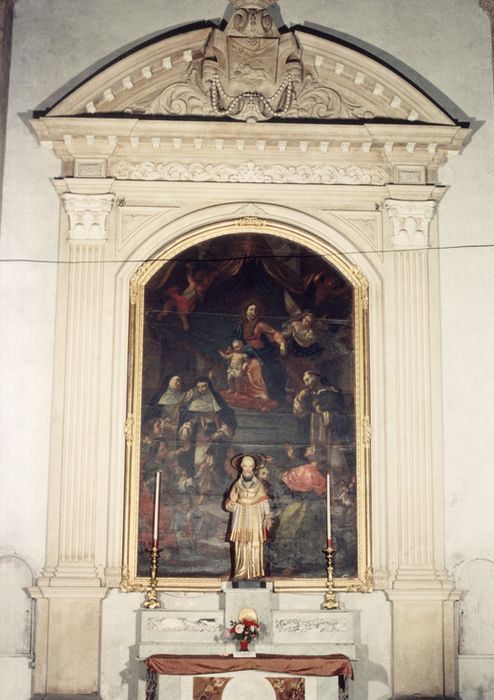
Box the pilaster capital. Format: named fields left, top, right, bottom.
left=61, top=192, right=115, bottom=241
left=384, top=198, right=436, bottom=249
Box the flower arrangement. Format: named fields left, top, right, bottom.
left=226, top=617, right=260, bottom=644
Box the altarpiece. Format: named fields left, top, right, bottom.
left=28, top=0, right=470, bottom=697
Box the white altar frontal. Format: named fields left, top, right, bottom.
left=137, top=584, right=356, bottom=700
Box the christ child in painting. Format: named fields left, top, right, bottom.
left=218, top=339, right=250, bottom=394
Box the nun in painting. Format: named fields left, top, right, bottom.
left=177, top=377, right=237, bottom=500
left=155, top=374, right=187, bottom=449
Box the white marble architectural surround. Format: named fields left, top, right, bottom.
left=26, top=2, right=471, bottom=698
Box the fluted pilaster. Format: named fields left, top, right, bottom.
left=385, top=198, right=455, bottom=697
left=51, top=193, right=114, bottom=580
left=384, top=199, right=447, bottom=586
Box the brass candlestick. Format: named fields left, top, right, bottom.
left=143, top=544, right=162, bottom=609
left=323, top=541, right=339, bottom=610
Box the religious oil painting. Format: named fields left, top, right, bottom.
left=124, top=224, right=371, bottom=591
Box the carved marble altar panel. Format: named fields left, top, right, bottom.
left=272, top=611, right=355, bottom=652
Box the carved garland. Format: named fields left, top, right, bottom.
left=142, top=62, right=373, bottom=123
left=112, top=160, right=390, bottom=184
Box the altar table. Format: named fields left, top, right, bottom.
left=145, top=653, right=353, bottom=700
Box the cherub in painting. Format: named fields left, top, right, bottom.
left=157, top=262, right=218, bottom=331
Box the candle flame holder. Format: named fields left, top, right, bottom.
left=323, top=540, right=339, bottom=610
left=143, top=544, right=162, bottom=609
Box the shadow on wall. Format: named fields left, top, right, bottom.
left=353, top=643, right=390, bottom=700
left=120, top=641, right=142, bottom=700
left=457, top=558, right=494, bottom=656
left=35, top=17, right=223, bottom=113
left=456, top=558, right=494, bottom=700
left=0, top=555, right=34, bottom=700
left=121, top=606, right=149, bottom=700
left=299, top=22, right=470, bottom=123
left=0, top=554, right=33, bottom=656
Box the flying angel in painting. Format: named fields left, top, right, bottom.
left=157, top=262, right=219, bottom=331
left=281, top=290, right=334, bottom=392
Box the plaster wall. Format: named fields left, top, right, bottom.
left=1, top=1, right=493, bottom=699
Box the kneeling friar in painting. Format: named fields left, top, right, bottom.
left=225, top=454, right=272, bottom=580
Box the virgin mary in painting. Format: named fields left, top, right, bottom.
left=219, top=301, right=287, bottom=410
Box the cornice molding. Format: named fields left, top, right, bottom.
left=30, top=115, right=470, bottom=187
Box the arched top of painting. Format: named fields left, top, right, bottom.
left=44, top=0, right=456, bottom=125
left=131, top=219, right=368, bottom=303
left=134, top=228, right=364, bottom=353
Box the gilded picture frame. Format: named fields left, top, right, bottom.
left=122, top=218, right=372, bottom=592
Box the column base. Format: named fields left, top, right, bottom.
left=387, top=589, right=459, bottom=698
left=30, top=585, right=107, bottom=697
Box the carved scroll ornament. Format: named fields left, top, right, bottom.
left=140, top=2, right=372, bottom=122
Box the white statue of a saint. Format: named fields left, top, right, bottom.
left=225, top=454, right=272, bottom=580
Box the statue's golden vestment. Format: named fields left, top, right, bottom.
left=226, top=476, right=271, bottom=579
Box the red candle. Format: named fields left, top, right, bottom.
left=152, top=470, right=162, bottom=547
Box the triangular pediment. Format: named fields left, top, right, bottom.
left=45, top=1, right=455, bottom=126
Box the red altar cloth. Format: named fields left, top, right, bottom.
left=145, top=653, right=353, bottom=678
left=144, top=653, right=353, bottom=699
